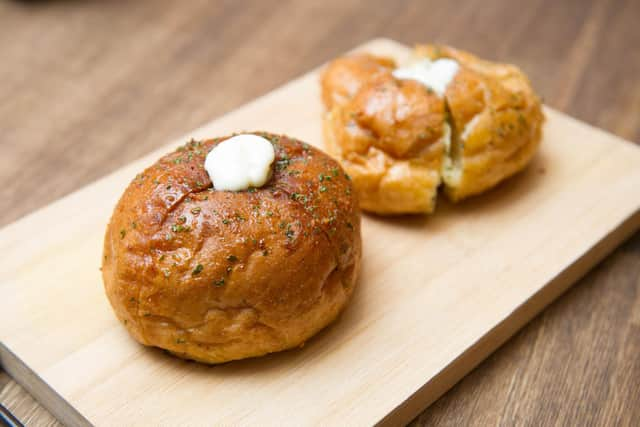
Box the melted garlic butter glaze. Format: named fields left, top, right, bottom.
left=392, top=58, right=459, bottom=96
left=204, top=134, right=275, bottom=191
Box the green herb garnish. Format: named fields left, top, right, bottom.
left=291, top=193, right=307, bottom=202
left=171, top=224, right=191, bottom=233
left=285, top=224, right=295, bottom=239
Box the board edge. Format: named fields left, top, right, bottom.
left=0, top=343, right=91, bottom=427
left=376, top=209, right=640, bottom=426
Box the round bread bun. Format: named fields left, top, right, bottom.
left=321, top=44, right=544, bottom=214
left=102, top=133, right=361, bottom=364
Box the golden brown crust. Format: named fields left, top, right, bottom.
left=102, top=133, right=361, bottom=363
left=321, top=54, right=446, bottom=214
left=321, top=54, right=396, bottom=110
left=321, top=45, right=544, bottom=213
left=417, top=45, right=545, bottom=201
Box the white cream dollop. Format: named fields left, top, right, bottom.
left=392, top=58, right=460, bottom=96
left=204, top=134, right=275, bottom=191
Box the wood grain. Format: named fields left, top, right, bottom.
left=0, top=0, right=638, bottom=425
left=1, top=45, right=639, bottom=423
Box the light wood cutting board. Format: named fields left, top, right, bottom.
left=1, top=39, right=640, bottom=427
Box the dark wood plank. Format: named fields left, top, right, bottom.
left=0, top=0, right=638, bottom=425
left=0, top=371, right=58, bottom=426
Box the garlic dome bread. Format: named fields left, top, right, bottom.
left=102, top=133, right=361, bottom=364
left=321, top=45, right=544, bottom=214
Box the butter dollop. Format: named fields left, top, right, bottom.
left=392, top=58, right=459, bottom=96
left=204, top=134, right=275, bottom=191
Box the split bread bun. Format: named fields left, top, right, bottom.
left=321, top=45, right=545, bottom=214
left=102, top=133, right=361, bottom=364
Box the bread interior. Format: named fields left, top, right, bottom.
left=440, top=106, right=463, bottom=188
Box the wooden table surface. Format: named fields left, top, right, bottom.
left=1, top=0, right=639, bottom=425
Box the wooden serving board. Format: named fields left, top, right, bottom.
left=1, top=39, right=640, bottom=426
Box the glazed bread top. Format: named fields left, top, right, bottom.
left=102, top=133, right=361, bottom=361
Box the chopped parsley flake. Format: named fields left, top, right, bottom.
left=285, top=224, right=295, bottom=239
left=192, top=264, right=204, bottom=275
left=291, top=193, right=306, bottom=202
left=171, top=224, right=191, bottom=233
left=276, top=154, right=291, bottom=170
